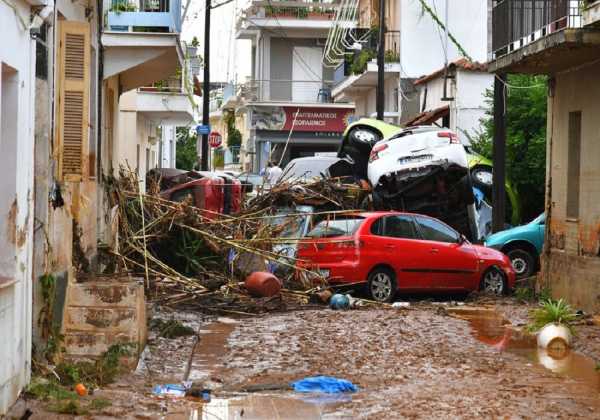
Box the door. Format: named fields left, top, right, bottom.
left=364, top=215, right=433, bottom=290
left=292, top=47, right=322, bottom=102
left=414, top=216, right=479, bottom=290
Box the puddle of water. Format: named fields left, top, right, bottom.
left=188, top=319, right=237, bottom=382
left=449, top=308, right=600, bottom=392
left=188, top=395, right=323, bottom=420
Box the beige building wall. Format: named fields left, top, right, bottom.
left=116, top=90, right=159, bottom=187
left=542, top=62, right=600, bottom=313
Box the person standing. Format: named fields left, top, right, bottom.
left=266, top=161, right=282, bottom=185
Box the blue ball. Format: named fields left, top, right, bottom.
left=330, top=294, right=350, bottom=310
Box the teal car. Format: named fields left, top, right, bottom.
left=485, top=213, right=545, bottom=279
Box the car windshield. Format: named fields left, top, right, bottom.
left=280, top=158, right=338, bottom=181
left=307, top=217, right=364, bottom=238
left=268, top=213, right=310, bottom=239
left=531, top=213, right=545, bottom=225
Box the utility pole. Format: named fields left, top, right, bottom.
left=376, top=0, right=385, bottom=120
left=200, top=0, right=211, bottom=170
left=492, top=74, right=507, bottom=233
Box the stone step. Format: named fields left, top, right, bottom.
left=64, top=306, right=137, bottom=333
left=61, top=279, right=147, bottom=363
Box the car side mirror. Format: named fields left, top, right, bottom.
left=459, top=234, right=468, bottom=244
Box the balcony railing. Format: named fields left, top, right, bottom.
left=105, top=0, right=182, bottom=33
left=235, top=80, right=335, bottom=103
left=491, top=0, right=582, bottom=59
left=237, top=0, right=351, bottom=30
left=333, top=30, right=400, bottom=85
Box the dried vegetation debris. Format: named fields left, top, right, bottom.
left=101, top=168, right=366, bottom=312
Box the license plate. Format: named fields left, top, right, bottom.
left=397, top=154, right=433, bottom=165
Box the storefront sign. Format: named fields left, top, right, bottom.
left=251, top=106, right=354, bottom=132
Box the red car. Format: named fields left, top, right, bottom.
left=297, top=212, right=515, bottom=302
left=148, top=169, right=242, bottom=218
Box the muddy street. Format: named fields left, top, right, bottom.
left=17, top=299, right=600, bottom=419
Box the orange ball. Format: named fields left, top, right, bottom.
left=74, top=383, right=87, bottom=396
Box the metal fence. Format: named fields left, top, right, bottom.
left=492, top=0, right=582, bottom=57
left=109, top=0, right=171, bottom=12
left=238, top=80, right=336, bottom=103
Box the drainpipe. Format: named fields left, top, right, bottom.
left=97, top=0, right=104, bottom=179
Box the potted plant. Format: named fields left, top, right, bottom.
left=529, top=298, right=577, bottom=354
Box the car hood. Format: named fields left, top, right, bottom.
left=485, top=224, right=533, bottom=247
left=471, top=244, right=509, bottom=262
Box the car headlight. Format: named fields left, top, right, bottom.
left=318, top=269, right=330, bottom=278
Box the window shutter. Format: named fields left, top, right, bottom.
left=56, top=21, right=90, bottom=181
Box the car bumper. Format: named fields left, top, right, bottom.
left=297, top=261, right=364, bottom=285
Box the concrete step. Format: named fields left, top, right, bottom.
left=64, top=306, right=137, bottom=333
left=61, top=279, right=147, bottom=362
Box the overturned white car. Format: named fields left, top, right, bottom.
left=367, top=126, right=479, bottom=240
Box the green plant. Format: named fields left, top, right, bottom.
left=48, top=400, right=88, bottom=415
left=350, top=49, right=377, bottom=75
left=224, top=110, right=242, bottom=148
left=190, top=36, right=200, bottom=47
left=176, top=127, right=198, bottom=170
left=515, top=286, right=536, bottom=302
left=469, top=74, right=547, bottom=222
left=529, top=298, right=578, bottom=333
left=297, top=7, right=308, bottom=18
left=384, top=49, right=399, bottom=63
left=110, top=1, right=137, bottom=13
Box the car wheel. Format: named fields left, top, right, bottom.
left=506, top=248, right=535, bottom=279
left=479, top=267, right=506, bottom=295
left=368, top=267, right=397, bottom=303
left=471, top=166, right=493, bottom=192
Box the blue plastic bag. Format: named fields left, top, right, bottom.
left=152, top=383, right=187, bottom=397
left=291, top=376, right=358, bottom=393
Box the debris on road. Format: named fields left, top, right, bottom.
left=291, top=376, right=358, bottom=394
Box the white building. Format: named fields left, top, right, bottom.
left=407, top=59, right=493, bottom=145
left=332, top=0, right=489, bottom=126
left=0, top=0, right=42, bottom=411
left=216, top=0, right=356, bottom=171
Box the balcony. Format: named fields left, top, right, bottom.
left=135, top=76, right=195, bottom=125
left=102, top=0, right=184, bottom=91
left=489, top=0, right=600, bottom=74
left=583, top=0, right=600, bottom=25
left=106, top=0, right=181, bottom=33
left=332, top=30, right=400, bottom=99
left=236, top=0, right=354, bottom=37
left=237, top=79, right=337, bottom=104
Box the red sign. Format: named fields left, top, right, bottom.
left=251, top=106, right=355, bottom=132
left=208, top=131, right=222, bottom=148
left=282, top=107, right=354, bottom=132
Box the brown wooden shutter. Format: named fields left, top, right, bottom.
left=56, top=21, right=90, bottom=181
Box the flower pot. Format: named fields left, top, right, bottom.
left=245, top=272, right=282, bottom=298
left=537, top=323, right=572, bottom=353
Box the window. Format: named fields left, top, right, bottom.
left=384, top=215, right=419, bottom=239
left=371, top=217, right=384, bottom=235
left=56, top=21, right=90, bottom=181
left=415, top=216, right=459, bottom=243
left=307, top=218, right=364, bottom=238
left=567, top=111, right=581, bottom=219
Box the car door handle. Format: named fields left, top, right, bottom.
left=385, top=244, right=396, bottom=249
left=430, top=248, right=439, bottom=254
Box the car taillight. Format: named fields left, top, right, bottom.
left=336, top=239, right=364, bottom=249
left=437, top=131, right=460, bottom=144
left=369, top=143, right=388, bottom=162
